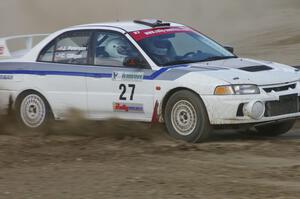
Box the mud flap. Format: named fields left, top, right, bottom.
left=151, top=100, right=159, bottom=124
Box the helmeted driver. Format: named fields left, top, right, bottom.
left=144, top=38, right=172, bottom=65
left=105, top=38, right=133, bottom=63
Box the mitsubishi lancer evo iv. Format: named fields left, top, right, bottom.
left=0, top=19, right=299, bottom=142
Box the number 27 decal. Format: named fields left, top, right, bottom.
left=119, top=84, right=135, bottom=100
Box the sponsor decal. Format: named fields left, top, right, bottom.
left=112, top=71, right=144, bottom=81
left=0, top=75, right=13, bottom=80
left=0, top=46, right=4, bottom=55
left=113, top=102, right=144, bottom=113
left=55, top=52, right=86, bottom=60
left=56, top=46, right=87, bottom=51
left=129, top=26, right=192, bottom=41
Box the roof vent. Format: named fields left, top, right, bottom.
left=238, top=65, right=273, bottom=72
left=134, top=19, right=170, bottom=27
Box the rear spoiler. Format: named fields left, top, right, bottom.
left=0, top=34, right=49, bottom=59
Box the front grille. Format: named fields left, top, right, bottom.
left=264, top=94, right=299, bottom=117
left=263, top=83, right=296, bottom=93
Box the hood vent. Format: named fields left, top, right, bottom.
left=238, top=65, right=273, bottom=72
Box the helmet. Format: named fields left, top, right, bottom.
left=105, top=38, right=132, bottom=61
left=147, top=38, right=170, bottom=56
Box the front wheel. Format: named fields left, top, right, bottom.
left=164, top=90, right=211, bottom=143
left=16, top=91, right=53, bottom=130
left=254, top=120, right=295, bottom=137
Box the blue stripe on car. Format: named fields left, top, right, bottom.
left=0, top=64, right=188, bottom=80
left=0, top=70, right=113, bottom=78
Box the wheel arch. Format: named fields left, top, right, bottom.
left=161, top=87, right=207, bottom=120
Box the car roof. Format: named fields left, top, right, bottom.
left=72, top=20, right=184, bottom=32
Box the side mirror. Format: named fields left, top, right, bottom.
left=224, top=46, right=234, bottom=53
left=123, top=57, right=148, bottom=68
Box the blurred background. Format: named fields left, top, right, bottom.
left=0, top=0, right=299, bottom=65
left=0, top=1, right=300, bottom=198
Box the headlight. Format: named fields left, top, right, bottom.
left=214, top=84, right=260, bottom=95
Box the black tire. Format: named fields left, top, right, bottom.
left=164, top=90, right=211, bottom=143
left=254, top=120, right=295, bottom=137
left=15, top=91, right=53, bottom=130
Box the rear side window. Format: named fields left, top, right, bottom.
left=38, top=44, right=54, bottom=62
left=38, top=31, right=91, bottom=65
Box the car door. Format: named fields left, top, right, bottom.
left=86, top=30, right=155, bottom=121
left=37, top=30, right=92, bottom=117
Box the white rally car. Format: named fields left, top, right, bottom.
left=0, top=19, right=299, bottom=142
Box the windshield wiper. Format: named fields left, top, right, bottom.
left=162, top=56, right=237, bottom=66
left=162, top=60, right=200, bottom=66
left=199, top=56, right=237, bottom=62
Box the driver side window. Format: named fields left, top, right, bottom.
left=38, top=31, right=92, bottom=65
left=94, top=31, right=148, bottom=68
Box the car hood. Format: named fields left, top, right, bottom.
left=182, top=58, right=300, bottom=85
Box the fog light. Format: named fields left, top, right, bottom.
left=243, top=101, right=265, bottom=120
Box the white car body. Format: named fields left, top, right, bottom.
left=0, top=20, right=300, bottom=128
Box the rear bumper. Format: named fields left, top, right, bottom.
left=202, top=88, right=300, bottom=125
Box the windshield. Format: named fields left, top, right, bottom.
left=129, top=27, right=236, bottom=66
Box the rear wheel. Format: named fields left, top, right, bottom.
left=254, top=120, right=295, bottom=137
left=164, top=90, right=211, bottom=143
left=16, top=91, right=53, bottom=130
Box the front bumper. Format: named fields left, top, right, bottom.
left=202, top=84, right=300, bottom=125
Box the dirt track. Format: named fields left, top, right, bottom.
left=0, top=118, right=300, bottom=199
